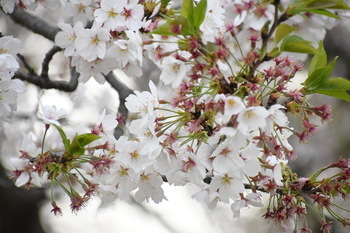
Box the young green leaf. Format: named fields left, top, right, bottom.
left=308, top=41, right=327, bottom=75
left=193, top=0, right=207, bottom=30
left=316, top=77, right=350, bottom=90
left=280, top=35, right=318, bottom=54
left=160, top=0, right=171, bottom=8
left=305, top=9, right=341, bottom=19
left=175, top=16, right=195, bottom=35
left=303, top=0, right=350, bottom=10
left=314, top=89, right=350, bottom=102
left=312, top=76, right=350, bottom=102
left=69, top=133, right=101, bottom=157
left=274, top=24, right=295, bottom=44
left=303, top=57, right=337, bottom=90
left=181, top=0, right=194, bottom=24
left=53, top=124, right=70, bottom=151
left=288, top=0, right=350, bottom=16
left=151, top=21, right=176, bottom=36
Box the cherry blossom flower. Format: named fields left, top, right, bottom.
left=224, top=96, right=245, bottom=116
left=72, top=56, right=117, bottom=83
left=62, top=0, right=95, bottom=24
left=115, top=136, right=155, bottom=173
left=237, top=106, right=269, bottom=135
left=125, top=81, right=158, bottom=117
left=159, top=56, right=190, bottom=88
left=231, top=192, right=263, bottom=218
left=95, top=162, right=138, bottom=203
left=55, top=22, right=84, bottom=56
left=0, top=36, right=21, bottom=80
left=128, top=116, right=161, bottom=156
left=0, top=79, right=25, bottom=122
left=209, top=170, right=244, bottom=203
left=38, top=104, right=67, bottom=126
left=0, top=0, right=17, bottom=13
left=93, top=109, right=118, bottom=135
left=167, top=148, right=206, bottom=186
left=74, top=23, right=110, bottom=62
left=118, top=0, right=144, bottom=31
left=107, top=39, right=138, bottom=68
left=135, top=168, right=167, bottom=203
left=211, top=139, right=245, bottom=174
left=200, top=0, right=225, bottom=43
left=94, top=0, right=126, bottom=31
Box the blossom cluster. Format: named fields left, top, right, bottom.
left=0, top=35, right=25, bottom=121
left=3, top=0, right=350, bottom=232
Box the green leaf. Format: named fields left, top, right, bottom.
left=288, top=0, right=350, bottom=16
left=274, top=24, right=295, bottom=44
left=175, top=16, right=195, bottom=35
left=316, top=77, right=350, bottom=90
left=151, top=21, right=176, bottom=36
left=268, top=47, right=281, bottom=58
left=280, top=35, right=318, bottom=54
left=308, top=41, right=327, bottom=75
left=193, top=0, right=207, bottom=30
left=69, top=133, right=101, bottom=156
left=305, top=9, right=341, bottom=19
left=160, top=0, right=171, bottom=8
left=181, top=0, right=194, bottom=23
left=53, top=124, right=70, bottom=151
left=303, top=0, right=350, bottom=10
left=303, top=57, right=337, bottom=90
left=314, top=89, right=350, bottom=101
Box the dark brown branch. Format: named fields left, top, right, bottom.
left=104, top=72, right=133, bottom=138
left=13, top=66, right=79, bottom=92
left=104, top=72, right=133, bottom=117
left=5, top=7, right=80, bottom=92
left=7, top=7, right=60, bottom=41
left=17, top=54, right=36, bottom=76
left=41, top=45, right=62, bottom=79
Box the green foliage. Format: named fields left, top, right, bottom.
left=160, top=0, right=171, bottom=8
left=54, top=124, right=101, bottom=160
left=53, top=124, right=70, bottom=152
left=193, top=0, right=207, bottom=30
left=308, top=41, right=327, bottom=75
left=303, top=57, right=337, bottom=90
left=303, top=42, right=350, bottom=101
left=68, top=133, right=101, bottom=159
left=280, top=35, right=318, bottom=54
left=152, top=0, right=207, bottom=36
left=274, top=24, right=295, bottom=44
left=288, top=0, right=350, bottom=17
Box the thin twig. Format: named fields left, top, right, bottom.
left=17, top=54, right=36, bottom=76
left=247, top=2, right=288, bottom=80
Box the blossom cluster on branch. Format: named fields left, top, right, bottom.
left=2, top=0, right=350, bottom=232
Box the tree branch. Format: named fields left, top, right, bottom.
left=41, top=45, right=62, bottom=79
left=104, top=72, right=133, bottom=117
left=13, top=66, right=79, bottom=92
left=6, top=7, right=60, bottom=41
left=104, top=72, right=133, bottom=138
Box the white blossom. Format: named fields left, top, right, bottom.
left=237, top=106, right=269, bottom=135
left=38, top=104, right=67, bottom=126
left=74, top=23, right=110, bottom=62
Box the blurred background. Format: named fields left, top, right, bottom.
left=1, top=6, right=350, bottom=233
